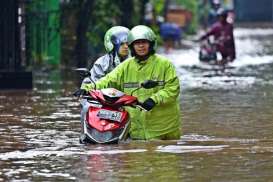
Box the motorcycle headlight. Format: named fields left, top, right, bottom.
left=89, top=128, right=124, bottom=143
left=90, top=129, right=113, bottom=143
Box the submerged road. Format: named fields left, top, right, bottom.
left=1, top=26, right=273, bottom=181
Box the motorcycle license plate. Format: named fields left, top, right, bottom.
left=97, top=109, right=122, bottom=122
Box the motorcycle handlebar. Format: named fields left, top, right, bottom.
left=132, top=101, right=148, bottom=112
left=74, top=88, right=148, bottom=111
left=135, top=104, right=148, bottom=111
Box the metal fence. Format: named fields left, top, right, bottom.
left=25, top=0, right=61, bottom=66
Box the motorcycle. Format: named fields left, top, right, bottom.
left=74, top=68, right=158, bottom=144
left=199, top=36, right=220, bottom=65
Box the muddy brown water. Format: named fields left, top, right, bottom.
left=1, top=27, right=273, bottom=182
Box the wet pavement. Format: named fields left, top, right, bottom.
left=1, top=26, right=273, bottom=181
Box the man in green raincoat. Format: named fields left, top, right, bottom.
left=82, top=25, right=181, bottom=140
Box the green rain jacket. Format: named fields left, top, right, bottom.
left=82, top=54, right=181, bottom=140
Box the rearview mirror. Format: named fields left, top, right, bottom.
left=75, top=68, right=90, bottom=78
left=141, top=80, right=158, bottom=89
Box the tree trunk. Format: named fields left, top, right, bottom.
left=118, top=0, right=134, bottom=28
left=140, top=0, right=149, bottom=24
left=74, top=0, right=94, bottom=68
left=163, top=0, right=171, bottom=20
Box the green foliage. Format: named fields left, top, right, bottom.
left=147, top=0, right=198, bottom=35
left=176, top=0, right=198, bottom=34
left=152, top=0, right=165, bottom=14
left=85, top=0, right=145, bottom=56
left=86, top=0, right=122, bottom=53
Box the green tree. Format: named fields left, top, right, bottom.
left=61, top=0, right=147, bottom=68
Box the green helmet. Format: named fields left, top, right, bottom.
left=104, top=26, right=129, bottom=53
left=128, top=25, right=157, bottom=51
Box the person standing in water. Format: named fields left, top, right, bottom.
left=81, top=25, right=181, bottom=140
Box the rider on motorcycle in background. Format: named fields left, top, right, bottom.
left=82, top=26, right=130, bottom=84
left=200, top=8, right=236, bottom=65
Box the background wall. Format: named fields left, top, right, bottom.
left=234, top=0, right=273, bottom=22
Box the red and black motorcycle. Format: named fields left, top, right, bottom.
left=74, top=69, right=157, bottom=144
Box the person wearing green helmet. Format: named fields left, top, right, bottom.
left=81, top=25, right=181, bottom=140
left=78, top=26, right=129, bottom=143
left=82, top=26, right=130, bottom=84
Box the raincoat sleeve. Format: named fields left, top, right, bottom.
left=81, top=61, right=124, bottom=91
left=150, top=62, right=180, bottom=105
left=89, top=54, right=112, bottom=82
left=200, top=23, right=220, bottom=40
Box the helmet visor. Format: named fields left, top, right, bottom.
left=111, top=32, right=128, bottom=46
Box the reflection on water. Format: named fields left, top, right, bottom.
left=1, top=27, right=273, bottom=181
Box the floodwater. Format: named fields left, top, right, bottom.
left=1, top=27, right=273, bottom=182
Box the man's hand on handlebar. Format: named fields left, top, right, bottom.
left=135, top=98, right=156, bottom=111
